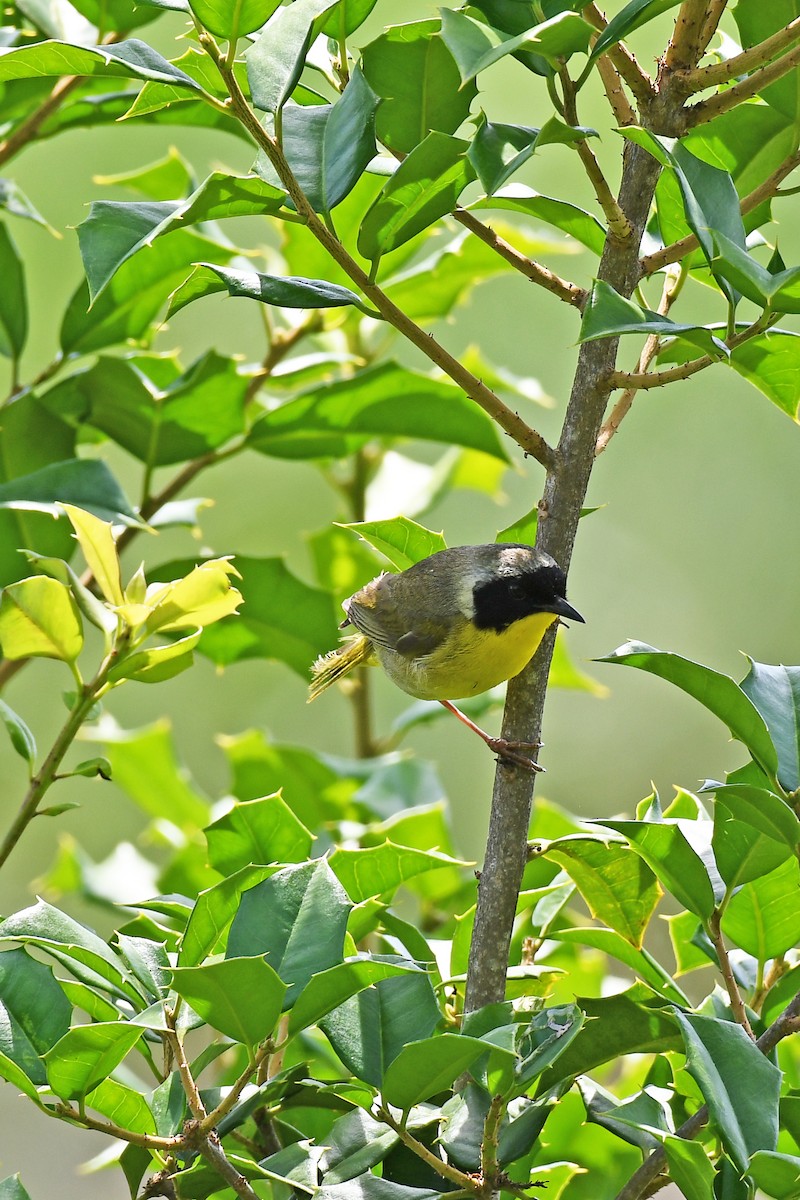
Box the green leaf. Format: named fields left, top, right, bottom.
left=383, top=1033, right=502, bottom=1110
left=358, top=132, right=476, bottom=262
left=0, top=948, right=71, bottom=1084
left=0, top=699, right=36, bottom=768
left=170, top=955, right=286, bottom=1045
left=590, top=0, right=681, bottom=62
left=722, top=856, right=800, bottom=959
left=0, top=177, right=55, bottom=233
left=179, top=865, right=276, bottom=967
left=205, top=793, right=313, bottom=874
left=674, top=1010, right=780, bottom=1174
left=598, top=642, right=780, bottom=783
left=0, top=459, right=141, bottom=527
left=0, top=1178, right=32, bottom=1200
left=712, top=233, right=800, bottom=314
left=661, top=1134, right=716, bottom=1200
left=329, top=842, right=466, bottom=903
left=226, top=860, right=352, bottom=1005
left=580, top=281, right=728, bottom=358
left=712, top=798, right=794, bottom=890
left=288, top=956, right=423, bottom=1036
left=0, top=39, right=202, bottom=88
left=471, top=185, right=605, bottom=254
left=360, top=19, right=477, bottom=155
left=0, top=1048, right=47, bottom=1107
left=0, top=575, right=83, bottom=663
left=320, top=0, right=379, bottom=37
left=256, top=67, right=378, bottom=214
left=598, top=819, right=715, bottom=918
left=94, top=147, right=194, bottom=201
left=244, top=0, right=338, bottom=113
left=749, top=1151, right=800, bottom=1200
left=44, top=1021, right=144, bottom=1100
left=729, top=331, right=800, bottom=421
left=734, top=0, right=800, bottom=121
left=151, top=555, right=339, bottom=676
left=77, top=173, right=285, bottom=301
left=553, top=927, right=688, bottom=1003
left=542, top=835, right=661, bottom=946
left=168, top=262, right=372, bottom=320
left=107, top=629, right=202, bottom=685
left=339, top=518, right=446, bottom=570
left=706, top=783, right=800, bottom=852
left=440, top=8, right=592, bottom=82
left=739, top=659, right=800, bottom=792
left=249, top=362, right=510, bottom=462
left=320, top=970, right=441, bottom=1087
left=0, top=223, right=26, bottom=361
left=188, top=0, right=280, bottom=38
left=85, top=1078, right=156, bottom=1138
left=46, top=353, right=249, bottom=468
left=60, top=228, right=237, bottom=354
left=97, top=719, right=210, bottom=831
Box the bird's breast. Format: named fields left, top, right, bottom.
left=376, top=611, right=558, bottom=701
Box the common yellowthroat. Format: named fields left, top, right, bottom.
left=309, top=543, right=584, bottom=769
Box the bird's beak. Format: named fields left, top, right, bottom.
left=549, top=596, right=585, bottom=624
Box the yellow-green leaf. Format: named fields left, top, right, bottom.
left=0, top=576, right=83, bottom=662
left=144, top=558, right=243, bottom=633
left=62, top=504, right=124, bottom=606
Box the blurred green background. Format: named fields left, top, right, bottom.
left=1, top=2, right=799, bottom=1194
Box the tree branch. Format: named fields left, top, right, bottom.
left=679, top=17, right=800, bottom=92
left=558, top=66, right=632, bottom=239
left=686, top=42, right=800, bottom=127
left=376, top=1107, right=478, bottom=1192
left=206, top=38, right=557, bottom=471
left=697, top=0, right=727, bottom=56
left=453, top=208, right=587, bottom=309
left=593, top=51, right=637, bottom=127
left=663, top=0, right=714, bottom=73
left=582, top=4, right=656, bottom=109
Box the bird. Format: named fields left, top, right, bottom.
left=308, top=543, right=584, bottom=770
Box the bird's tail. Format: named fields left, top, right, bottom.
left=308, top=634, right=374, bottom=701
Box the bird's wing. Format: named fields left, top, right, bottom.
left=344, top=575, right=443, bottom=657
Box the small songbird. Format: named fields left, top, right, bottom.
left=308, top=543, right=584, bottom=770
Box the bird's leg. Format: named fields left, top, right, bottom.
left=439, top=700, right=544, bottom=772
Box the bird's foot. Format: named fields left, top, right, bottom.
left=486, top=737, right=544, bottom=773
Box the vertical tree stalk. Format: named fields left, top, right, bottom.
left=464, top=142, right=663, bottom=1011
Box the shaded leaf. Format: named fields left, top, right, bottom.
left=0, top=38, right=202, bottom=87
left=245, top=0, right=338, bottom=113
left=171, top=955, right=286, bottom=1045
left=580, top=281, right=728, bottom=358
left=0, top=223, right=26, bottom=361
left=471, top=185, right=605, bottom=255
left=739, top=658, right=800, bottom=792
left=599, top=819, right=715, bottom=918
left=0, top=700, right=36, bottom=767
left=288, top=956, right=423, bottom=1037
left=168, top=262, right=372, bottom=319
left=0, top=459, right=141, bottom=527
left=0, top=948, right=71, bottom=1085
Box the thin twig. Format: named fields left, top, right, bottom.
left=56, top=1102, right=178, bottom=1150
left=453, top=209, right=587, bottom=309
left=679, top=17, right=800, bottom=92
left=376, top=1106, right=478, bottom=1192
left=594, top=52, right=637, bottom=127
left=697, top=0, right=727, bottom=56
left=687, top=42, right=800, bottom=127
left=708, top=910, right=755, bottom=1039
left=596, top=266, right=681, bottom=454
left=204, top=34, right=557, bottom=471
left=199, top=1043, right=272, bottom=1135
left=197, top=1137, right=261, bottom=1200
left=558, top=65, right=632, bottom=239
left=479, top=1094, right=506, bottom=1188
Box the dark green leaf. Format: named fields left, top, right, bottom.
left=580, top=281, right=728, bottom=358
left=205, top=793, right=313, bottom=874
left=226, top=860, right=352, bottom=1004
left=712, top=799, right=794, bottom=889
left=321, top=970, right=441, bottom=1086
left=739, top=659, right=800, bottom=792
left=0, top=178, right=54, bottom=231
left=514, top=1003, right=585, bottom=1091
left=0, top=699, right=36, bottom=767
left=318, top=1178, right=442, bottom=1200
left=245, top=0, right=338, bottom=113
left=383, top=1033, right=504, bottom=1110
left=0, top=948, right=71, bottom=1084
left=179, top=865, right=276, bottom=967
left=288, top=956, right=423, bottom=1036
left=168, top=262, right=372, bottom=319
left=441, top=7, right=591, bottom=81
left=0, top=222, right=26, bottom=361
left=0, top=1177, right=32, bottom=1200
left=256, top=67, right=378, bottom=213
left=360, top=19, right=477, bottom=155
left=358, top=132, right=476, bottom=261
left=704, top=784, right=800, bottom=852
left=468, top=116, right=540, bottom=194
left=171, top=955, right=286, bottom=1045
left=249, top=361, right=509, bottom=462
left=76, top=173, right=285, bottom=301
left=0, top=39, right=202, bottom=88
left=590, top=0, right=681, bottom=62
left=662, top=1134, right=716, bottom=1200
left=749, top=1151, right=800, bottom=1199
left=542, top=835, right=660, bottom=946
left=60, top=229, right=237, bottom=354
left=712, top=233, right=800, bottom=314
left=598, top=642, right=779, bottom=784
left=580, top=1078, right=669, bottom=1150
left=0, top=459, right=141, bottom=526
left=674, top=1010, right=780, bottom=1174
left=43, top=353, right=248, bottom=467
